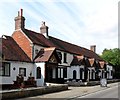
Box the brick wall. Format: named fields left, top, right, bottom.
left=1, top=84, right=68, bottom=99
left=12, top=30, right=32, bottom=60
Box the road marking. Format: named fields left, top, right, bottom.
left=66, top=84, right=119, bottom=99
left=78, top=85, right=118, bottom=98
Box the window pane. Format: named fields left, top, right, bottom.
left=0, top=67, right=3, bottom=76
left=19, top=68, right=26, bottom=77
left=64, top=53, right=67, bottom=63
left=57, top=52, right=62, bottom=60
left=5, top=63, right=10, bottom=76
left=58, top=68, right=60, bottom=78
left=1, top=62, right=10, bottom=76
left=61, top=69, right=63, bottom=78
left=21, top=69, right=24, bottom=75
left=37, top=67, right=41, bottom=79
left=52, top=68, right=56, bottom=79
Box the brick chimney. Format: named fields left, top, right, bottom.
left=14, top=9, right=25, bottom=30
left=40, top=21, right=49, bottom=38
left=90, top=45, right=96, bottom=52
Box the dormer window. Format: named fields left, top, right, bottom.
left=57, top=52, right=62, bottom=60
left=64, top=53, right=67, bottom=63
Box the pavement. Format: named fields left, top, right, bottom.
left=22, top=82, right=119, bottom=99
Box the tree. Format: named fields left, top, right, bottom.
left=101, top=48, right=120, bottom=78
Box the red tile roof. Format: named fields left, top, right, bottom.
left=71, top=55, right=102, bottom=68
left=70, top=56, right=83, bottom=66
left=34, top=47, right=61, bottom=63
left=23, top=29, right=103, bottom=61
left=0, top=35, right=31, bottom=62
left=34, top=47, right=55, bottom=62
left=49, top=36, right=103, bottom=60
left=23, top=29, right=55, bottom=47
left=71, top=55, right=92, bottom=66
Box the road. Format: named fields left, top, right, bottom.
left=17, top=82, right=119, bottom=100
left=78, top=84, right=119, bottom=99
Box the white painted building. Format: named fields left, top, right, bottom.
left=0, top=9, right=114, bottom=89
left=34, top=62, right=45, bottom=86
left=0, top=61, right=33, bottom=85
left=106, top=64, right=113, bottom=79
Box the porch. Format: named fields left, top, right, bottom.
left=45, top=63, right=64, bottom=84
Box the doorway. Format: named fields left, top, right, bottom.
left=73, top=70, right=77, bottom=79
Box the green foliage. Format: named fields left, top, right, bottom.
left=101, top=48, right=120, bottom=79
left=101, top=48, right=120, bottom=66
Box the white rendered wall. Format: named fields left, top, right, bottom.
left=34, top=62, right=45, bottom=86
left=0, top=61, right=33, bottom=85
left=57, top=50, right=73, bottom=66
left=33, top=44, right=44, bottom=58
left=67, top=65, right=84, bottom=79
left=88, top=67, right=95, bottom=80
left=107, top=65, right=113, bottom=79
left=79, top=65, right=85, bottom=79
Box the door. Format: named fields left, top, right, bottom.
left=73, top=70, right=76, bottom=79
left=48, top=67, right=52, bottom=82
left=45, top=66, right=52, bottom=82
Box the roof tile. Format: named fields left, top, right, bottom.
left=23, top=28, right=103, bottom=61
left=0, top=35, right=31, bottom=62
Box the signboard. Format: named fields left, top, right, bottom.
left=100, top=78, right=107, bottom=87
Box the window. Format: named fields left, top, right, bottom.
left=63, top=53, right=67, bottom=63
left=19, top=68, right=26, bottom=77
left=37, top=67, right=41, bottom=79
left=58, top=68, right=60, bottom=78
left=35, top=49, right=39, bottom=55
left=57, top=52, right=62, bottom=60
left=61, top=69, right=63, bottom=78
left=58, top=68, right=64, bottom=78
left=63, top=68, right=67, bottom=78
left=52, top=68, right=56, bottom=79
left=0, top=62, right=10, bottom=76
left=111, top=70, right=113, bottom=76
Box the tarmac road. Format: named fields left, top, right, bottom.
left=17, top=82, right=119, bottom=100
left=78, top=84, right=119, bottom=98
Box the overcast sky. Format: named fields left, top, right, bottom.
left=0, top=0, right=119, bottom=54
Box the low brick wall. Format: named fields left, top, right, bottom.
left=1, top=84, right=68, bottom=100
left=65, top=79, right=120, bottom=86
left=87, top=79, right=120, bottom=86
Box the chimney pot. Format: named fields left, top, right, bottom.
left=14, top=9, right=25, bottom=30
left=40, top=21, right=49, bottom=38
left=18, top=11, right=20, bottom=16
left=42, top=21, right=45, bottom=26
left=90, top=45, right=96, bottom=52
left=20, top=9, right=23, bottom=16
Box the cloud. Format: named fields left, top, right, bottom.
left=0, top=0, right=119, bottom=54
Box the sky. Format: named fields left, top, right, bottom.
left=0, top=0, right=119, bottom=54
